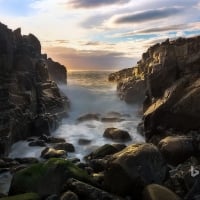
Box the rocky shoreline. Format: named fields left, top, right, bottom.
left=0, top=22, right=69, bottom=157
left=0, top=23, right=200, bottom=200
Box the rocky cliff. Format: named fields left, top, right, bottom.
left=0, top=23, right=69, bottom=156
left=109, top=36, right=200, bottom=141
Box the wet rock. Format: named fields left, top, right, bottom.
left=9, top=158, right=91, bottom=197
left=111, top=143, right=126, bottom=151
left=103, top=128, right=131, bottom=141
left=78, top=139, right=92, bottom=145
left=14, top=158, right=39, bottom=165
left=85, top=144, right=120, bottom=160
left=60, top=191, right=79, bottom=200
left=54, top=143, right=75, bottom=152
left=158, top=136, right=195, bottom=165
left=101, top=117, right=125, bottom=122
left=104, top=143, right=167, bottom=197
left=41, top=147, right=67, bottom=159
left=88, top=159, right=108, bottom=173
left=46, top=137, right=66, bottom=144
left=143, top=184, right=181, bottom=200
left=77, top=113, right=100, bottom=122
left=29, top=140, right=46, bottom=147
left=66, top=178, right=124, bottom=200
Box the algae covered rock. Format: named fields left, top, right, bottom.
left=9, top=158, right=91, bottom=197
left=0, top=193, right=40, bottom=200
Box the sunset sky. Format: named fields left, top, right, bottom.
left=0, top=0, right=200, bottom=70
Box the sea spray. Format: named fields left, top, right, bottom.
left=9, top=71, right=144, bottom=160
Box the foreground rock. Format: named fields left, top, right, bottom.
left=143, top=184, right=181, bottom=200
left=9, top=158, right=91, bottom=197
left=40, top=147, right=67, bottom=159
left=77, top=113, right=100, bottom=123
left=103, top=128, right=131, bottom=141
left=158, top=136, right=195, bottom=166
left=104, top=143, right=167, bottom=197
left=66, top=178, right=123, bottom=200
left=0, top=23, right=69, bottom=156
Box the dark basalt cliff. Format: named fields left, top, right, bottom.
left=0, top=23, right=69, bottom=156
left=109, top=36, right=200, bottom=141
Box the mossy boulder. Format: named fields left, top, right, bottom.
left=9, top=158, right=91, bottom=197
left=0, top=193, right=40, bottom=200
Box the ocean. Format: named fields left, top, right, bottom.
left=9, top=71, right=144, bottom=159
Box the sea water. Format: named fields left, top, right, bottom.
left=9, top=71, right=144, bottom=159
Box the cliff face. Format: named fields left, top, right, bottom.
left=109, top=36, right=200, bottom=140
left=0, top=23, right=69, bottom=156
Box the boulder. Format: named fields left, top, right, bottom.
left=158, top=136, right=195, bottom=165
left=54, top=143, right=75, bottom=152
left=66, top=178, right=123, bottom=200
left=143, top=184, right=181, bottom=200
left=29, top=140, right=46, bottom=147
left=85, top=144, right=120, bottom=160
left=41, top=148, right=67, bottom=159
left=60, top=191, right=79, bottom=200
left=104, top=143, right=167, bottom=197
left=77, top=113, right=100, bottom=122
left=9, top=158, right=91, bottom=197
left=103, top=128, right=131, bottom=141
left=78, top=139, right=91, bottom=145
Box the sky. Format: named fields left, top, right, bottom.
left=0, top=0, right=200, bottom=70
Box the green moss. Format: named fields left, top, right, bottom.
left=10, top=158, right=91, bottom=196
left=0, top=193, right=40, bottom=200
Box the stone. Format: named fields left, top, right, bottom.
left=60, top=191, right=79, bottom=200
left=158, top=136, right=195, bottom=165
left=85, top=144, right=120, bottom=160
left=54, top=143, right=75, bottom=152
left=46, top=137, right=66, bottom=144
left=9, top=158, right=91, bottom=197
left=29, top=140, right=46, bottom=147
left=103, top=128, right=131, bottom=141
left=104, top=143, right=167, bottom=197
left=66, top=178, right=123, bottom=200
left=77, top=113, right=100, bottom=122
left=143, top=184, right=181, bottom=200
left=101, top=117, right=125, bottom=122
left=40, top=148, right=67, bottom=159
left=78, top=139, right=91, bottom=145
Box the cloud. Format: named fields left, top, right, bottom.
left=84, top=41, right=100, bottom=46
left=43, top=46, right=135, bottom=70
left=68, top=0, right=131, bottom=8
left=113, top=7, right=183, bottom=24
